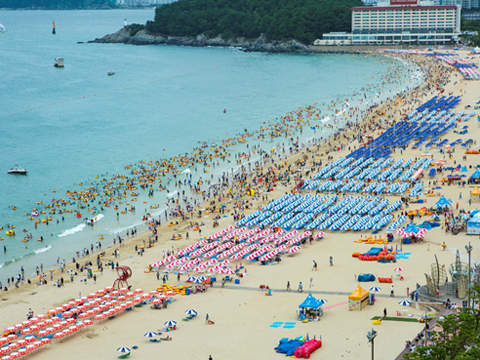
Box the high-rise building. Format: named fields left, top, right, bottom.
left=320, top=0, right=461, bottom=45
left=460, top=0, right=480, bottom=9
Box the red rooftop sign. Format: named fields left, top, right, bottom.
left=390, top=0, right=418, bottom=5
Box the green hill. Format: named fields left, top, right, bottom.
left=146, top=0, right=362, bottom=45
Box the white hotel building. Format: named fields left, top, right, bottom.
left=320, top=0, right=461, bottom=45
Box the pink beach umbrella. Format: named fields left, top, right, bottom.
left=288, top=246, right=301, bottom=253
left=24, top=336, right=35, bottom=343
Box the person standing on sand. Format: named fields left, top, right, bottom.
left=313, top=260, right=317, bottom=271
left=390, top=285, right=394, bottom=297
left=206, top=313, right=209, bottom=323
left=309, top=278, right=313, bottom=289
left=298, top=282, right=303, bottom=292
left=383, top=307, right=387, bottom=319
left=287, top=281, right=291, bottom=291
left=329, top=256, right=333, bottom=266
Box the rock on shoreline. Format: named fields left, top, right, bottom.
left=88, top=28, right=314, bottom=54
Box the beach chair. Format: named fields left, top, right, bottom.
left=149, top=339, right=161, bottom=343
left=118, top=353, right=130, bottom=359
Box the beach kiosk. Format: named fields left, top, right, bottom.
left=348, top=285, right=369, bottom=311
left=467, top=213, right=480, bottom=235
left=298, top=293, right=323, bottom=320
left=470, top=186, right=480, bottom=203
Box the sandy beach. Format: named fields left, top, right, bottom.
left=2, top=48, right=480, bottom=360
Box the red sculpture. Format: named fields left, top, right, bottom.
left=113, top=265, right=132, bottom=290
left=293, top=178, right=304, bottom=193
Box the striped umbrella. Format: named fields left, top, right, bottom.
left=185, top=309, right=197, bottom=316
left=117, top=347, right=130, bottom=353
left=369, top=287, right=381, bottom=292
left=164, top=320, right=176, bottom=327
left=144, top=331, right=157, bottom=338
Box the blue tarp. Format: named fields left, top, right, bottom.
left=299, top=293, right=322, bottom=309
left=274, top=339, right=304, bottom=356
left=417, top=221, right=440, bottom=230
left=358, top=273, right=376, bottom=282
left=365, top=247, right=383, bottom=256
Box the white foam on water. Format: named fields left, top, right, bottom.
left=58, top=224, right=86, bottom=237
left=34, top=245, right=52, bottom=254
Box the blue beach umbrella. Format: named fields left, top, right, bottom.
left=185, top=309, right=197, bottom=316
left=399, top=299, right=411, bottom=314
left=144, top=331, right=157, bottom=338
left=164, top=320, right=177, bottom=327
left=117, top=347, right=130, bottom=353
left=369, top=287, right=381, bottom=292
left=318, top=299, right=328, bottom=306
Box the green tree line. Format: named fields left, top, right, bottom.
left=146, top=0, right=362, bottom=44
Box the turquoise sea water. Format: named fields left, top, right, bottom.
left=0, top=9, right=421, bottom=282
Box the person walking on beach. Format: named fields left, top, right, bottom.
left=312, top=260, right=317, bottom=271
left=329, top=256, right=333, bottom=266
left=383, top=307, right=387, bottom=319
left=206, top=313, right=209, bottom=323
left=390, top=285, right=394, bottom=297
left=298, top=282, right=303, bottom=292
left=309, top=278, right=313, bottom=289
left=287, top=281, right=291, bottom=291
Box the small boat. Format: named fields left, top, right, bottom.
left=54, top=57, right=64, bottom=68
left=108, top=71, right=115, bottom=76
left=8, top=165, right=28, bottom=174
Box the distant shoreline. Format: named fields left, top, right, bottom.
left=88, top=27, right=461, bottom=54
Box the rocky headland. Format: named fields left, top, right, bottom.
left=88, top=28, right=314, bottom=54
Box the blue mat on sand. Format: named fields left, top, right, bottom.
left=273, top=322, right=284, bottom=325
left=274, top=339, right=304, bottom=356
left=365, top=247, right=383, bottom=256
left=283, top=325, right=295, bottom=329
left=284, top=322, right=296, bottom=325
left=270, top=325, right=281, bottom=328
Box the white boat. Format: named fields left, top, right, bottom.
left=54, top=57, right=64, bottom=68
left=8, top=165, right=28, bottom=174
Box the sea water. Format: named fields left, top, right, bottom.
left=0, top=9, right=421, bottom=281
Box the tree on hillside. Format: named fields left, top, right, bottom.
left=404, top=286, right=480, bottom=360
left=145, top=0, right=363, bottom=44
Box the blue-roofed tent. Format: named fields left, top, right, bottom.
left=298, top=293, right=324, bottom=319
left=435, top=195, right=452, bottom=207
left=471, top=169, right=480, bottom=180
left=299, top=293, right=322, bottom=309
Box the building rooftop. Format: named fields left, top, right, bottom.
left=351, top=5, right=457, bottom=10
